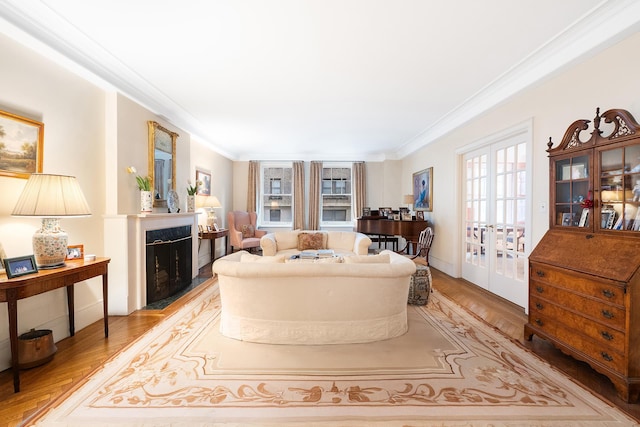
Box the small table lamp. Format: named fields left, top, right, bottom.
left=206, top=196, right=222, bottom=228
left=403, top=194, right=414, bottom=211
left=12, top=173, right=91, bottom=269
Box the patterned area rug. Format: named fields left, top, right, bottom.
left=32, top=281, right=636, bottom=426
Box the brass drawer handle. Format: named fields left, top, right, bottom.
left=600, top=331, right=614, bottom=341
left=534, top=318, right=543, bottom=326
left=535, top=302, right=544, bottom=310
left=536, top=270, right=545, bottom=277
left=535, top=286, right=544, bottom=294
left=602, top=289, right=615, bottom=299
left=601, top=352, right=613, bottom=362
left=601, top=310, right=614, bottom=319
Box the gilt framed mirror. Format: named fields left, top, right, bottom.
left=148, top=121, right=179, bottom=208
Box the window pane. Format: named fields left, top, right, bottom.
left=321, top=165, right=353, bottom=223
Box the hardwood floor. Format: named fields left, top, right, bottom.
left=2, top=266, right=639, bottom=426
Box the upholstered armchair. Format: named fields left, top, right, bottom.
left=227, top=211, right=267, bottom=252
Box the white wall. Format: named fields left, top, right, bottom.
left=402, top=32, right=640, bottom=276
left=0, top=32, right=106, bottom=369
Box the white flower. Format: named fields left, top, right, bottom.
left=127, top=166, right=137, bottom=174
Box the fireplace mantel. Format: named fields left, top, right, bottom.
left=104, top=213, right=198, bottom=314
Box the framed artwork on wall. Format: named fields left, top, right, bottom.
left=196, top=169, right=211, bottom=196
left=0, top=110, right=44, bottom=179
left=412, top=167, right=433, bottom=212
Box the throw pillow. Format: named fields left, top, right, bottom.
left=343, top=253, right=391, bottom=264
left=241, top=224, right=255, bottom=238
left=297, top=232, right=324, bottom=250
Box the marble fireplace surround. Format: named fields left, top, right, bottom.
left=104, top=213, right=198, bottom=315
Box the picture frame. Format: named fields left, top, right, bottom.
left=0, top=110, right=44, bottom=179
left=0, top=241, right=6, bottom=274
left=416, top=211, right=424, bottom=220
left=392, top=213, right=401, bottom=221
left=362, top=207, right=371, bottom=217
left=66, top=244, right=84, bottom=260
left=578, top=208, right=589, bottom=227
left=412, top=167, right=433, bottom=212
left=561, top=212, right=574, bottom=226
left=196, top=168, right=211, bottom=196
left=4, top=255, right=38, bottom=279
left=401, top=212, right=412, bottom=221
left=378, top=207, right=392, bottom=218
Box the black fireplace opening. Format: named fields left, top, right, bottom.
left=145, top=225, right=193, bottom=305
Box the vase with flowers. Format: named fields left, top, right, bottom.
left=127, top=166, right=153, bottom=212
left=186, top=180, right=201, bottom=213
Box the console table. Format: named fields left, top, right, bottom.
left=0, top=257, right=110, bottom=392
left=199, top=229, right=228, bottom=262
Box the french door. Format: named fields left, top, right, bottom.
left=461, top=129, right=530, bottom=309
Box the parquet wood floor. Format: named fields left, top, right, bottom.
left=1, top=266, right=639, bottom=426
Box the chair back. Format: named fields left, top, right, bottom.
left=416, top=226, right=434, bottom=265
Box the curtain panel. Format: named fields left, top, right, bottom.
left=353, top=162, right=366, bottom=219
left=308, top=161, right=322, bottom=230
left=247, top=160, right=259, bottom=212
left=293, top=161, right=305, bottom=230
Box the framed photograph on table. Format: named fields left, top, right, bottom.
left=412, top=167, right=433, bottom=212
left=66, top=244, right=84, bottom=260
left=4, top=255, right=38, bottom=279
left=416, top=211, right=424, bottom=220
left=196, top=169, right=211, bottom=196
left=0, top=110, right=44, bottom=179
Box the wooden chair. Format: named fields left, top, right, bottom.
left=403, top=226, right=434, bottom=266
left=227, top=211, right=266, bottom=253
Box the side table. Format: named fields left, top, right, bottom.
left=0, top=257, right=110, bottom=392
left=199, top=229, right=229, bottom=263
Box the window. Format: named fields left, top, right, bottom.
left=321, top=165, right=353, bottom=225
left=260, top=163, right=293, bottom=226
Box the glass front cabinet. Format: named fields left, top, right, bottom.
left=527, top=108, right=640, bottom=403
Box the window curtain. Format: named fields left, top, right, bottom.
left=247, top=160, right=259, bottom=212
left=293, top=161, right=305, bottom=230
left=308, top=161, right=322, bottom=230
left=353, top=161, right=366, bottom=219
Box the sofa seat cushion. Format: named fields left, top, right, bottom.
left=343, top=253, right=390, bottom=264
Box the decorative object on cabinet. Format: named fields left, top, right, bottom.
left=3, top=255, right=38, bottom=278
left=412, top=167, right=433, bottom=212
left=195, top=168, right=211, bottom=196
left=148, top=121, right=178, bottom=208
left=11, top=173, right=91, bottom=269
left=0, top=110, right=44, bottom=179
left=167, top=189, right=180, bottom=213
left=526, top=107, right=640, bottom=403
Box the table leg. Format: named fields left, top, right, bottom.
left=102, top=272, right=109, bottom=338
left=66, top=284, right=75, bottom=336
left=7, top=288, right=20, bottom=392
left=210, top=238, right=216, bottom=263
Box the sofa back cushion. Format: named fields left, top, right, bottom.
left=327, top=231, right=357, bottom=252
left=274, top=230, right=300, bottom=251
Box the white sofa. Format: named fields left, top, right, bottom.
left=260, top=230, right=372, bottom=257
left=212, top=250, right=416, bottom=345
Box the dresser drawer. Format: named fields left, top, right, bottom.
left=530, top=280, right=626, bottom=329
left=530, top=262, right=625, bottom=305
left=528, top=313, right=626, bottom=374
left=530, top=296, right=625, bottom=353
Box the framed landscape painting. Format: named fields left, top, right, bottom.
left=196, top=169, right=211, bottom=196
left=0, top=110, right=44, bottom=179
left=412, top=167, right=433, bottom=212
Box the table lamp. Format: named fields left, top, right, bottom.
left=206, top=195, right=222, bottom=228
left=12, top=173, right=91, bottom=269
left=403, top=194, right=414, bottom=211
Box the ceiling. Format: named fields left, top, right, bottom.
left=0, top=0, right=639, bottom=161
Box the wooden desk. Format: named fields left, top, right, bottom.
left=0, top=257, right=110, bottom=392
left=199, top=229, right=228, bottom=262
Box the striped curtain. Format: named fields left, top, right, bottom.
left=247, top=160, right=259, bottom=212
left=308, top=161, right=322, bottom=230
left=293, top=161, right=305, bottom=230
left=353, top=161, right=366, bottom=219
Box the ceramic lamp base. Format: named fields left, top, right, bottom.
left=33, top=218, right=68, bottom=269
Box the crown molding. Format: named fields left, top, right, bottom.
left=395, top=0, right=640, bottom=159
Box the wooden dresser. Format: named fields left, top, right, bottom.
left=525, top=108, right=640, bottom=402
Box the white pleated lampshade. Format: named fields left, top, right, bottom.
left=12, top=174, right=91, bottom=217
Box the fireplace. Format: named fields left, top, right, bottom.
left=145, top=225, right=193, bottom=304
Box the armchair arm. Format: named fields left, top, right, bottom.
left=260, top=233, right=277, bottom=256
left=229, top=229, right=243, bottom=249
left=353, top=233, right=373, bottom=255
